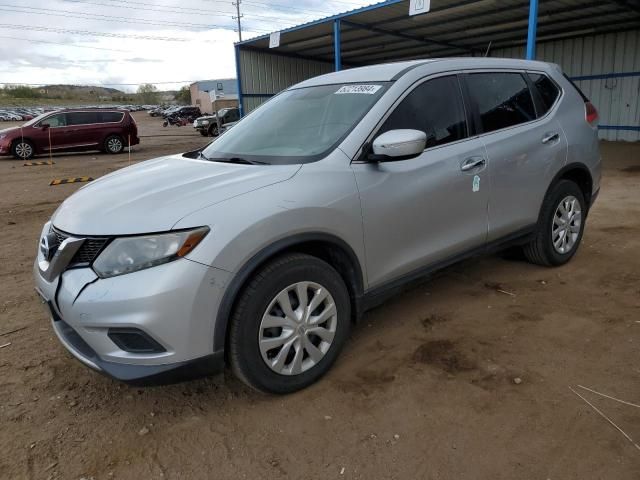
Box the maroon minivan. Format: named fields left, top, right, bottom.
left=0, top=109, right=139, bottom=160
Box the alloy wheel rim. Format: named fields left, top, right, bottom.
left=552, top=195, right=582, bottom=254
left=15, top=142, right=32, bottom=158
left=108, top=138, right=122, bottom=152
left=258, top=281, right=337, bottom=376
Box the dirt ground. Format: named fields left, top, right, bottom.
left=1, top=112, right=639, bottom=479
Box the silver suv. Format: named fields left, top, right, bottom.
left=34, top=58, right=600, bottom=393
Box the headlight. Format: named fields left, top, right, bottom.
left=0, top=134, right=6, bottom=140
left=93, top=227, right=209, bottom=278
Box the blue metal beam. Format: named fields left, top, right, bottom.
left=234, top=44, right=244, bottom=117
left=334, top=19, right=342, bottom=71
left=526, top=0, right=539, bottom=59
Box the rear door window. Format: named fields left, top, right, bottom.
left=99, top=112, right=124, bottom=123
left=67, top=112, right=99, bottom=125
left=528, top=73, right=561, bottom=115
left=378, top=75, right=468, bottom=148
left=466, top=72, right=536, bottom=133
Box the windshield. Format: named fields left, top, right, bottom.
left=201, top=83, right=389, bottom=164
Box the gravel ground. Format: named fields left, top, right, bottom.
left=1, top=113, right=639, bottom=479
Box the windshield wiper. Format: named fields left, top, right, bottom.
left=211, top=157, right=268, bottom=165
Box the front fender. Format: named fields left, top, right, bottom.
left=173, top=159, right=366, bottom=352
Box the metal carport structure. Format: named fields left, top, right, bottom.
left=235, top=0, right=640, bottom=140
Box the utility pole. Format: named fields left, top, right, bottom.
left=232, top=0, right=243, bottom=42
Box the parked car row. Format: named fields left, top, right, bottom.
left=0, top=105, right=157, bottom=122
left=0, top=107, right=47, bottom=121
left=65, top=104, right=155, bottom=112
left=161, top=106, right=201, bottom=119
left=0, top=108, right=139, bottom=159
left=193, top=107, right=240, bottom=137
left=159, top=106, right=202, bottom=127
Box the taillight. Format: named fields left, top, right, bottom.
left=585, top=102, right=598, bottom=126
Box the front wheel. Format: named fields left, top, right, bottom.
left=199, top=130, right=208, bottom=136
left=523, top=179, right=586, bottom=266
left=208, top=124, right=219, bottom=137
left=228, top=253, right=351, bottom=394
left=12, top=139, right=35, bottom=160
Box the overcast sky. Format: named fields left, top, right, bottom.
left=0, top=0, right=373, bottom=92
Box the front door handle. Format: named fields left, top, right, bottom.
left=460, top=156, right=486, bottom=172
left=542, top=132, right=560, bottom=144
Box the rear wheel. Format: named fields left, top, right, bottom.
left=104, top=135, right=124, bottom=154
left=228, top=253, right=351, bottom=394
left=12, top=139, right=34, bottom=160
left=523, top=179, right=586, bottom=266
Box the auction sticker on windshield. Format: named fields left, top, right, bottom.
left=335, top=85, right=382, bottom=95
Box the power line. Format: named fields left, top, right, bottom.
left=0, top=23, right=194, bottom=41
left=240, top=0, right=338, bottom=16
left=242, top=0, right=366, bottom=16
left=0, top=34, right=127, bottom=51
left=0, top=4, right=250, bottom=33
left=61, top=0, right=300, bottom=27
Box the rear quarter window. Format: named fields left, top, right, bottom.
left=528, top=73, right=561, bottom=115
left=99, top=112, right=124, bottom=123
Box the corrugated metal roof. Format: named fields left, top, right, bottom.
left=238, top=0, right=640, bottom=66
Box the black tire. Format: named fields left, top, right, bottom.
left=11, top=139, right=35, bottom=160
left=208, top=124, right=219, bottom=137
left=199, top=130, right=208, bottom=137
left=523, top=179, right=586, bottom=266
left=228, top=253, right=351, bottom=394
left=104, top=135, right=125, bottom=154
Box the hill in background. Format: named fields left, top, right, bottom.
left=0, top=84, right=180, bottom=107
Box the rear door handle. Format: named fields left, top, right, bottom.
left=542, top=132, right=560, bottom=144
left=460, top=156, right=486, bottom=172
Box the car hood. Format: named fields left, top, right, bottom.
left=0, top=126, right=20, bottom=136
left=52, top=154, right=301, bottom=235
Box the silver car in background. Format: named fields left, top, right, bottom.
left=34, top=58, right=600, bottom=393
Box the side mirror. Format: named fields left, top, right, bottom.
left=41, top=123, right=50, bottom=130
left=369, top=129, right=426, bottom=161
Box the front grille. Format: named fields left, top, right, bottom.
left=51, top=226, right=109, bottom=267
